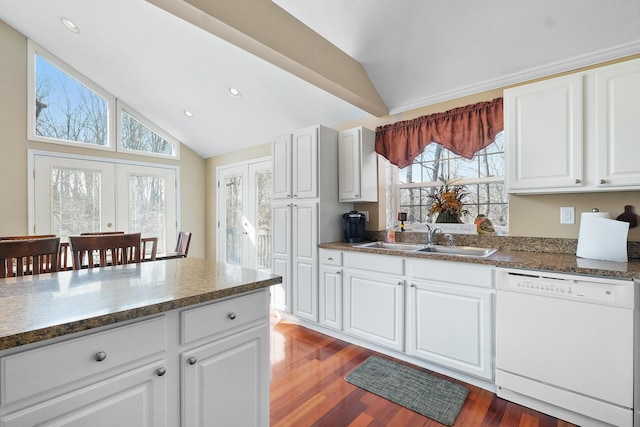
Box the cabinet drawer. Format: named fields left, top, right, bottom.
left=344, top=251, right=404, bottom=275
left=0, top=316, right=166, bottom=406
left=407, top=259, right=494, bottom=288
left=181, top=290, right=268, bottom=345
left=319, top=249, right=342, bottom=266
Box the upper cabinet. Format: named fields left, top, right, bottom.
left=505, top=58, right=640, bottom=194
left=338, top=127, right=378, bottom=202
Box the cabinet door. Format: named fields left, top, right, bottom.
left=343, top=270, right=404, bottom=351
left=406, top=280, right=493, bottom=380
left=292, top=126, right=318, bottom=199
left=0, top=361, right=168, bottom=427
left=505, top=74, right=584, bottom=192
left=271, top=134, right=292, bottom=199
left=338, top=128, right=361, bottom=201
left=595, top=59, right=640, bottom=188
left=292, top=201, right=318, bottom=321
left=319, top=265, right=342, bottom=330
left=271, top=203, right=291, bottom=312
left=182, top=325, right=269, bottom=427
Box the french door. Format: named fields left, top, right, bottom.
left=31, top=152, right=177, bottom=253
left=217, top=159, right=271, bottom=271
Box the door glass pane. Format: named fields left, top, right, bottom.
left=225, top=175, right=243, bottom=265
left=129, top=174, right=166, bottom=250
left=256, top=169, right=272, bottom=270
left=51, top=167, right=102, bottom=240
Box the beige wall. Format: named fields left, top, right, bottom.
left=204, top=143, right=271, bottom=260
left=0, top=21, right=206, bottom=256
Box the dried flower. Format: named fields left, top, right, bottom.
left=428, top=180, right=469, bottom=218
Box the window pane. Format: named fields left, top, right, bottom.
left=225, top=175, right=243, bottom=266
left=121, top=110, right=176, bottom=156
left=256, top=170, right=272, bottom=270
left=129, top=174, right=167, bottom=251
left=35, top=54, right=108, bottom=146
left=51, top=167, right=102, bottom=239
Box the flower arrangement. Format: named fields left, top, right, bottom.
left=428, top=180, right=469, bottom=223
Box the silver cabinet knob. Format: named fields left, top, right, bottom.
left=409, top=283, right=415, bottom=288
left=600, top=179, right=606, bottom=184
left=228, top=312, right=237, bottom=320
left=187, top=357, right=197, bottom=365
left=156, top=367, right=167, bottom=377
left=575, top=179, right=581, bottom=184
left=354, top=194, right=359, bottom=198
left=336, top=271, right=341, bottom=275
left=397, top=281, right=403, bottom=286
left=95, top=351, right=107, bottom=362
left=327, top=257, right=333, bottom=261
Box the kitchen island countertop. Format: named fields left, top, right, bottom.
left=0, top=258, right=282, bottom=351
left=319, top=241, right=640, bottom=280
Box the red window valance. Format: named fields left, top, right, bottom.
left=375, top=97, right=503, bottom=168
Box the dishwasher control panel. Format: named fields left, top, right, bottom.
left=497, top=268, right=634, bottom=309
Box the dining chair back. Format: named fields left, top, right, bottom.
left=175, top=231, right=192, bottom=257
left=0, top=234, right=56, bottom=240
left=0, top=237, right=61, bottom=278
left=80, top=231, right=125, bottom=236
left=141, top=237, right=158, bottom=261
left=69, top=233, right=141, bottom=270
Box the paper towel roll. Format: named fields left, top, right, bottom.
left=576, top=211, right=629, bottom=262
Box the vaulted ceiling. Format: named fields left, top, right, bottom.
left=1, top=0, right=638, bottom=159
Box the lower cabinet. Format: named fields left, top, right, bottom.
left=0, top=290, right=270, bottom=427
left=182, top=324, right=269, bottom=427
left=406, top=258, right=495, bottom=380
left=343, top=269, right=405, bottom=351
left=319, top=249, right=343, bottom=331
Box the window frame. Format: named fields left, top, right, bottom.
left=28, top=40, right=116, bottom=151
left=393, top=134, right=508, bottom=230
left=117, top=101, right=181, bottom=160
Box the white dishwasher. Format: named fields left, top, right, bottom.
left=495, top=268, right=637, bottom=427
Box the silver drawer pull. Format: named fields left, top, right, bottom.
left=94, top=351, right=107, bottom=362
left=187, top=357, right=198, bottom=366
left=156, top=367, right=167, bottom=377
left=600, top=179, right=606, bottom=184
left=327, top=257, right=333, bottom=261
left=228, top=312, right=237, bottom=320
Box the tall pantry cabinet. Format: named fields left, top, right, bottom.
left=271, top=125, right=347, bottom=321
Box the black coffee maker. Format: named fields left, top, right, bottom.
left=342, top=211, right=366, bottom=243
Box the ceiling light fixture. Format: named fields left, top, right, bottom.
left=61, top=17, right=79, bottom=33
left=183, top=110, right=194, bottom=118
left=228, top=87, right=241, bottom=97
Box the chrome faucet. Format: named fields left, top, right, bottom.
left=444, top=233, right=456, bottom=248
left=425, top=224, right=442, bottom=246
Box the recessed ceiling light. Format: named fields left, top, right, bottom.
left=183, top=110, right=194, bottom=118
left=228, top=87, right=241, bottom=97
left=61, top=17, right=79, bottom=33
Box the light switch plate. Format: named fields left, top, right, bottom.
left=560, top=207, right=575, bottom=224
left=361, top=210, right=369, bottom=222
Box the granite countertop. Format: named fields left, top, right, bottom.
left=0, top=258, right=282, bottom=351
left=319, top=241, right=640, bottom=280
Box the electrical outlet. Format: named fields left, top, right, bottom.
left=560, top=207, right=575, bottom=224
left=360, top=210, right=369, bottom=222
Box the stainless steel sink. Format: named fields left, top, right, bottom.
left=355, top=242, right=425, bottom=251
left=413, top=245, right=497, bottom=258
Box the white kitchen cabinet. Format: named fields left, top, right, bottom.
left=595, top=59, right=640, bottom=187
left=338, top=127, right=378, bottom=202
left=0, top=290, right=271, bottom=427
left=505, top=58, right=640, bottom=193
left=271, top=202, right=292, bottom=312
left=292, top=201, right=318, bottom=322
left=271, top=125, right=347, bottom=317
left=343, top=253, right=405, bottom=351
left=406, top=259, right=494, bottom=380
left=319, top=249, right=343, bottom=330
left=505, top=74, right=584, bottom=191
left=181, top=324, right=269, bottom=427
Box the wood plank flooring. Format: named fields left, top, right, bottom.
left=270, top=318, right=577, bottom=427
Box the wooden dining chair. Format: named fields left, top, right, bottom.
left=69, top=233, right=141, bottom=270
left=175, top=231, right=191, bottom=257
left=141, top=237, right=158, bottom=261
left=0, top=237, right=60, bottom=278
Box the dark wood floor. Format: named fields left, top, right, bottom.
left=270, top=318, right=577, bottom=427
